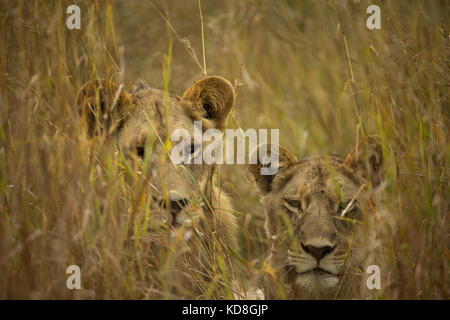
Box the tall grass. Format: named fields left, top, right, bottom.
left=0, top=0, right=448, bottom=299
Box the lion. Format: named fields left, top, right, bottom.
left=249, top=138, right=385, bottom=299
left=77, top=76, right=238, bottom=298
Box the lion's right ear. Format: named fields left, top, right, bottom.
left=76, top=79, right=134, bottom=137
left=249, top=144, right=298, bottom=194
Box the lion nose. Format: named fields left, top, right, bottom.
left=301, top=243, right=335, bottom=263
left=168, top=191, right=189, bottom=212
left=169, top=198, right=189, bottom=212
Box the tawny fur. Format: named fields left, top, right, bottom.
left=77, top=76, right=238, bottom=297
left=249, top=139, right=384, bottom=299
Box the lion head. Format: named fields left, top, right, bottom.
left=77, top=76, right=237, bottom=247
left=249, top=138, right=384, bottom=298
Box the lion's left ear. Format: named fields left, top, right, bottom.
left=182, top=76, right=235, bottom=130
left=344, top=136, right=384, bottom=187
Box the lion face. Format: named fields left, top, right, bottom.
left=250, top=139, right=384, bottom=298
left=77, top=76, right=235, bottom=228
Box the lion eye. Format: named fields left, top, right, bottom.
left=283, top=199, right=302, bottom=214
left=136, top=146, right=145, bottom=159
left=287, top=200, right=301, bottom=208
left=182, top=143, right=202, bottom=163
left=184, top=143, right=201, bottom=156
left=340, top=201, right=358, bottom=217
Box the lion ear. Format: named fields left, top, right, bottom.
left=344, top=136, right=384, bottom=187
left=182, top=76, right=235, bottom=130
left=249, top=144, right=298, bottom=194
left=77, top=79, right=134, bottom=137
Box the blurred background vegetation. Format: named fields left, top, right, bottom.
left=0, top=0, right=448, bottom=299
